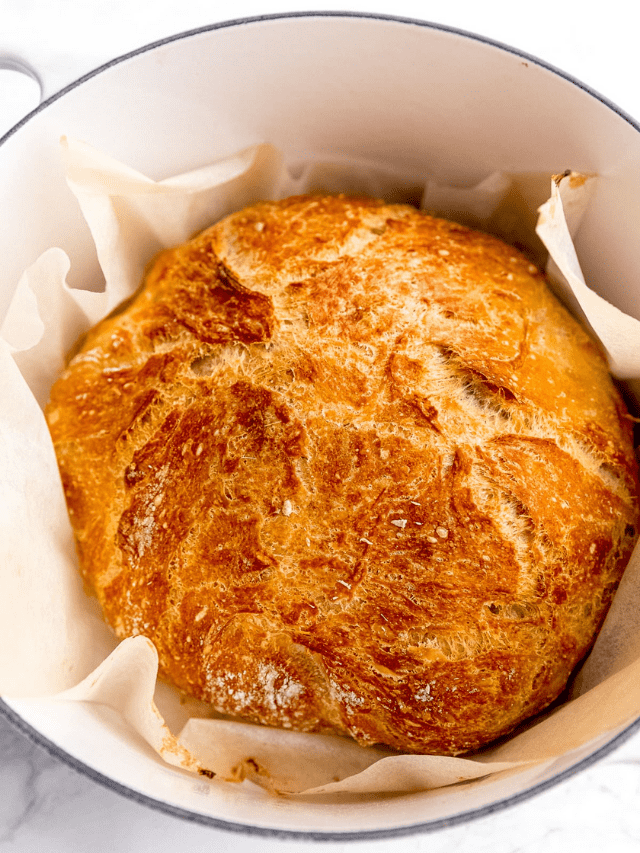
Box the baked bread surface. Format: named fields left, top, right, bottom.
left=46, top=195, right=639, bottom=755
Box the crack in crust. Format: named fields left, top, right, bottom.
left=46, top=195, right=639, bottom=755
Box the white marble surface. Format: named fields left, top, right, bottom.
left=2, top=1, right=640, bottom=850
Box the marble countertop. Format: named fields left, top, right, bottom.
left=2, top=2, right=640, bottom=850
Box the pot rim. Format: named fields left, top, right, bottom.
left=1, top=10, right=639, bottom=840
left=2, top=10, right=640, bottom=147
left=2, top=696, right=639, bottom=840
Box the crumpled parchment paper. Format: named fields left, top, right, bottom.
left=1, top=140, right=640, bottom=796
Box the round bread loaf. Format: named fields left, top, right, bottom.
left=46, top=195, right=639, bottom=755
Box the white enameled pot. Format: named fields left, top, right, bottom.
left=1, top=12, right=640, bottom=841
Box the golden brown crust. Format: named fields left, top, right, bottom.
left=46, top=195, right=640, bottom=755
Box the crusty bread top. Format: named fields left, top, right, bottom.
left=46, top=195, right=639, bottom=755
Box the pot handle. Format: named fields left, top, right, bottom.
left=0, top=44, right=97, bottom=109
left=0, top=56, right=42, bottom=136
left=0, top=47, right=96, bottom=137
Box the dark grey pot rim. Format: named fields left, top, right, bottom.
left=1, top=10, right=639, bottom=842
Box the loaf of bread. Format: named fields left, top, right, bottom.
left=45, top=195, right=639, bottom=755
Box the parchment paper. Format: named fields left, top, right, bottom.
left=1, top=139, right=640, bottom=796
